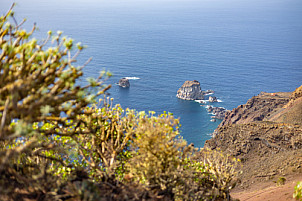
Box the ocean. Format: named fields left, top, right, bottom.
left=1, top=0, right=302, bottom=147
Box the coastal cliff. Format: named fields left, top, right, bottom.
left=218, top=91, right=291, bottom=128
left=176, top=80, right=204, bottom=100
left=205, top=85, right=302, bottom=191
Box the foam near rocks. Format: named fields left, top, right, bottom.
left=124, top=77, right=140, bottom=80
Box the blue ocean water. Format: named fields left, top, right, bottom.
left=1, top=0, right=302, bottom=147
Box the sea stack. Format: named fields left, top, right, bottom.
left=176, top=80, right=204, bottom=100
left=118, top=78, right=130, bottom=88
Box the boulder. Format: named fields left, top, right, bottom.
left=204, top=89, right=214, bottom=95
left=207, top=106, right=228, bottom=120
left=176, top=80, right=204, bottom=100
left=209, top=96, right=218, bottom=103
left=117, top=78, right=130, bottom=88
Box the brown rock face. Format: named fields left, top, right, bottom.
left=176, top=80, right=204, bottom=100
left=290, top=85, right=302, bottom=101
left=218, top=92, right=291, bottom=128
left=270, top=85, right=302, bottom=124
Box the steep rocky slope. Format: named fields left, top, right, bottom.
left=205, top=85, right=302, bottom=193
left=219, top=92, right=291, bottom=127
left=269, top=85, right=302, bottom=124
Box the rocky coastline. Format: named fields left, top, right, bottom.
left=205, top=85, right=302, bottom=192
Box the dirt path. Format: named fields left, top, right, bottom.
left=232, top=175, right=302, bottom=201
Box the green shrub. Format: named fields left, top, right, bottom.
left=126, top=112, right=239, bottom=200
left=294, top=181, right=302, bottom=201
left=276, top=177, right=286, bottom=186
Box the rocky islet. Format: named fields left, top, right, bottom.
left=117, top=78, right=130, bottom=88
left=176, top=80, right=204, bottom=100
left=176, top=80, right=227, bottom=120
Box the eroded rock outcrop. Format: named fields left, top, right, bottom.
left=176, top=80, right=204, bottom=100
left=117, top=78, right=130, bottom=88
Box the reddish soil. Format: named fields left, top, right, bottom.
left=232, top=174, right=302, bottom=201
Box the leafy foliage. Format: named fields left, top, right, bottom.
left=276, top=177, right=286, bottom=186
left=0, top=5, right=239, bottom=201
left=127, top=114, right=239, bottom=200
left=294, top=181, right=302, bottom=201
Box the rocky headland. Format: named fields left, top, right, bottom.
left=176, top=80, right=204, bottom=100
left=205, top=85, right=302, bottom=196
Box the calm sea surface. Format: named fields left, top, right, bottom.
left=1, top=0, right=302, bottom=147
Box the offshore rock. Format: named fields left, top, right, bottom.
left=207, top=106, right=229, bottom=120
left=209, top=96, right=218, bottom=103
left=204, top=89, right=214, bottom=95
left=176, top=80, right=204, bottom=100
left=117, top=78, right=130, bottom=88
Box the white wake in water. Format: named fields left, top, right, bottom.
left=124, top=77, right=141, bottom=80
